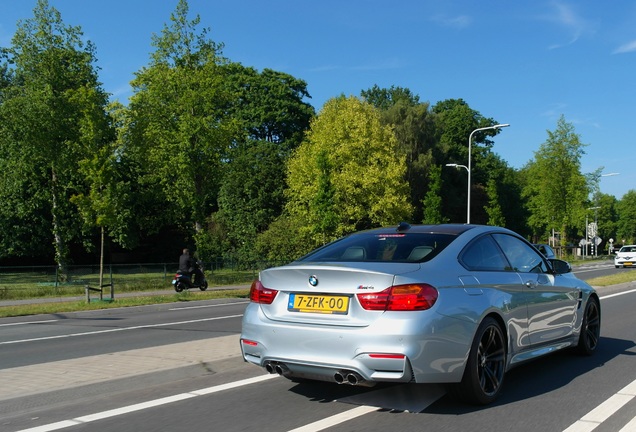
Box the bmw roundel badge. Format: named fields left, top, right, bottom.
left=308, top=275, right=318, bottom=287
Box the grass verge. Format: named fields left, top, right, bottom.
left=0, top=288, right=250, bottom=318
left=586, top=269, right=636, bottom=287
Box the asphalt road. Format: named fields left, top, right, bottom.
left=1, top=262, right=635, bottom=432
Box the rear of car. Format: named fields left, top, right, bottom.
left=240, top=225, right=472, bottom=385
left=615, top=245, right=636, bottom=268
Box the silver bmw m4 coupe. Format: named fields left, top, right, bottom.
left=240, top=223, right=600, bottom=404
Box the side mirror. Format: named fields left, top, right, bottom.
left=549, top=259, right=571, bottom=274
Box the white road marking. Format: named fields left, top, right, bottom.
left=599, top=288, right=636, bottom=300
left=0, top=314, right=243, bottom=345
left=563, top=378, right=636, bottom=431
left=14, top=374, right=278, bottom=432
left=168, top=300, right=248, bottom=310
left=285, top=405, right=380, bottom=432
left=0, top=319, right=57, bottom=327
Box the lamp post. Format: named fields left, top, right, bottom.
left=466, top=123, right=510, bottom=224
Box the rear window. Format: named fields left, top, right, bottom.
left=297, top=233, right=456, bottom=263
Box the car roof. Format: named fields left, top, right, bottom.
left=361, top=223, right=478, bottom=236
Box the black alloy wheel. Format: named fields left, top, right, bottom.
left=577, top=296, right=601, bottom=355
left=453, top=317, right=506, bottom=405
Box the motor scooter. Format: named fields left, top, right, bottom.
left=172, top=261, right=208, bottom=292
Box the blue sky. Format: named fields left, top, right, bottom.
left=1, top=0, right=635, bottom=199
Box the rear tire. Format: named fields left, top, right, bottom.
left=451, top=317, right=506, bottom=405
left=199, top=280, right=208, bottom=291
left=577, top=296, right=600, bottom=355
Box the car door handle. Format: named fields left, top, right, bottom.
left=525, top=280, right=537, bottom=289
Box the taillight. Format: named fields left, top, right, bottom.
left=357, top=284, right=438, bottom=311
left=249, top=280, right=278, bottom=304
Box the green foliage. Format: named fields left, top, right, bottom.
left=215, top=140, right=288, bottom=262
left=432, top=98, right=504, bottom=223
left=616, top=190, right=636, bottom=244
left=222, top=63, right=314, bottom=150
left=125, top=0, right=233, bottom=239
left=366, top=87, right=436, bottom=221
left=254, top=213, right=311, bottom=262
left=523, top=115, right=589, bottom=243
left=485, top=178, right=506, bottom=226
left=361, top=84, right=420, bottom=109
left=593, top=193, right=618, bottom=250
left=211, top=63, right=313, bottom=262
left=286, top=96, right=412, bottom=248
left=422, top=165, right=448, bottom=224
left=0, top=0, right=112, bottom=267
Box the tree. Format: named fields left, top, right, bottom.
left=214, top=140, right=288, bottom=262
left=432, top=99, right=504, bottom=224
left=125, top=0, right=233, bottom=243
left=0, top=0, right=112, bottom=269
left=222, top=63, right=314, bottom=151
left=616, top=190, right=636, bottom=244
left=522, top=115, right=589, bottom=244
left=210, top=63, right=314, bottom=261
left=592, top=192, right=618, bottom=252
left=485, top=178, right=506, bottom=226
left=361, top=84, right=420, bottom=109
left=363, top=86, right=436, bottom=221
left=286, top=96, right=412, bottom=248
left=422, top=165, right=448, bottom=224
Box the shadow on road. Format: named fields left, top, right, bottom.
left=285, top=336, right=634, bottom=414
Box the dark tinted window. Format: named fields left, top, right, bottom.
left=460, top=235, right=510, bottom=271
left=298, top=233, right=456, bottom=263
left=493, top=234, right=548, bottom=273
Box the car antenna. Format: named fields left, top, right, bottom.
left=396, top=222, right=411, bottom=232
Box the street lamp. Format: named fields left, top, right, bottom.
left=445, top=163, right=469, bottom=172
left=466, top=123, right=510, bottom=224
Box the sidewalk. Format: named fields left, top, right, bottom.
left=0, top=334, right=243, bottom=401
left=0, top=287, right=250, bottom=402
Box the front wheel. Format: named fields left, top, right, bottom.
left=175, top=282, right=185, bottom=293
left=577, top=296, right=601, bottom=355
left=199, top=280, right=208, bottom=291
left=451, top=317, right=506, bottom=405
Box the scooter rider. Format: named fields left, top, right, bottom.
left=179, top=248, right=204, bottom=286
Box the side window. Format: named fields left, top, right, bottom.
left=493, top=234, right=548, bottom=273
left=460, top=235, right=510, bottom=271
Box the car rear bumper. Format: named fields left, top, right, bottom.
left=239, top=303, right=472, bottom=384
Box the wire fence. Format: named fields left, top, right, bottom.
left=0, top=260, right=287, bottom=301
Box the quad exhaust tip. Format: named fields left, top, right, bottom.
left=263, top=361, right=289, bottom=376
left=334, top=370, right=366, bottom=386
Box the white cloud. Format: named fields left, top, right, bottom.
left=613, top=40, right=636, bottom=54
left=542, top=1, right=595, bottom=49
left=431, top=14, right=472, bottom=30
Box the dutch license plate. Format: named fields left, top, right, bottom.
left=288, top=293, right=349, bottom=314
left=624, top=262, right=633, bottom=266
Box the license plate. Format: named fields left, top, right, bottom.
left=624, top=262, right=633, bottom=266
left=288, top=293, right=349, bottom=314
